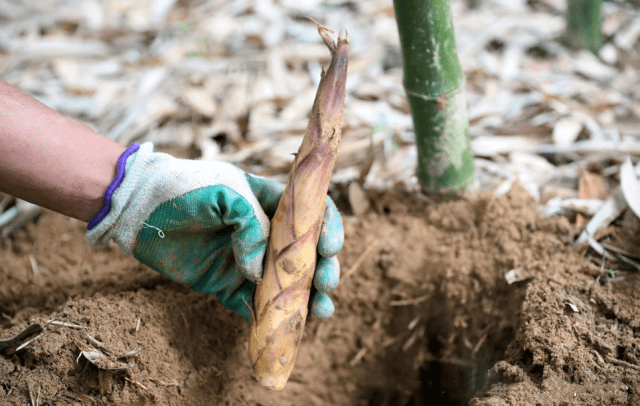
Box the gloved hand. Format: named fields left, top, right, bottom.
left=86, top=143, right=343, bottom=324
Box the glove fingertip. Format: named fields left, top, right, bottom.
left=239, top=262, right=263, bottom=283
left=310, top=292, right=335, bottom=321
left=318, top=197, right=344, bottom=258
left=314, top=256, right=340, bottom=293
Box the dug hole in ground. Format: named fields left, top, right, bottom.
left=1, top=184, right=640, bottom=405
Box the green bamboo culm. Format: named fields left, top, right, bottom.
left=393, top=0, right=475, bottom=191
left=565, top=0, right=603, bottom=54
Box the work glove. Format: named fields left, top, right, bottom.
left=86, top=143, right=343, bottom=324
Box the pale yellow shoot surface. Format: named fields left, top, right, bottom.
left=249, top=21, right=349, bottom=391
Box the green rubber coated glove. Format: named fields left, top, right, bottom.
left=86, top=143, right=343, bottom=324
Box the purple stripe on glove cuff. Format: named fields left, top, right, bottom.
left=87, top=143, right=140, bottom=230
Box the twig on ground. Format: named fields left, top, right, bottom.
left=402, top=329, right=419, bottom=352
left=85, top=333, right=110, bottom=353
left=600, top=243, right=640, bottom=260
left=121, top=348, right=141, bottom=358
left=125, top=377, right=148, bottom=390
left=472, top=333, right=488, bottom=356
left=592, top=349, right=605, bottom=364
left=349, top=347, right=368, bottom=366
left=28, top=254, right=39, bottom=280
left=390, top=294, right=430, bottom=306
left=28, top=383, right=35, bottom=406
left=16, top=332, right=44, bottom=351
left=27, top=383, right=40, bottom=406
left=382, top=334, right=405, bottom=348
left=343, top=240, right=379, bottom=279
left=617, top=254, right=640, bottom=271
left=416, top=192, right=437, bottom=205
left=46, top=320, right=86, bottom=329
left=605, top=356, right=640, bottom=371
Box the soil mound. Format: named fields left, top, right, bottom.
left=1, top=186, right=638, bottom=405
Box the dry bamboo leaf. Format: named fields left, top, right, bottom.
left=552, top=118, right=583, bottom=146
left=598, top=44, right=618, bottom=65
left=573, top=50, right=618, bottom=83
left=576, top=188, right=627, bottom=244
left=183, top=87, right=216, bottom=118
left=78, top=348, right=135, bottom=370
left=470, top=136, right=542, bottom=157
left=544, top=198, right=605, bottom=217
left=620, top=157, right=640, bottom=220
left=614, top=17, right=640, bottom=50
left=0, top=200, right=43, bottom=238
left=504, top=268, right=532, bottom=285
left=348, top=182, right=370, bottom=217
left=0, top=324, right=45, bottom=351
left=579, top=172, right=608, bottom=200
left=585, top=233, right=611, bottom=259
left=536, top=140, right=640, bottom=155
left=576, top=171, right=608, bottom=227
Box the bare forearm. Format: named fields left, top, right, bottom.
left=0, top=79, right=125, bottom=222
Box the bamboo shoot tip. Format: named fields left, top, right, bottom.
left=307, top=17, right=334, bottom=35
left=338, top=30, right=350, bottom=45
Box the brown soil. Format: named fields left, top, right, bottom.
left=1, top=186, right=639, bottom=406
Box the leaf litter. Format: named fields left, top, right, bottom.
left=1, top=0, right=640, bottom=405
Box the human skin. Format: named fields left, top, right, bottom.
left=0, top=79, right=125, bottom=222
